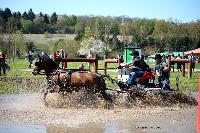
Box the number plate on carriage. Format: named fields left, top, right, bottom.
left=148, top=79, right=154, bottom=83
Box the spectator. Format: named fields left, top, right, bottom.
left=78, top=63, right=84, bottom=71
left=176, top=54, right=182, bottom=72
left=87, top=51, right=93, bottom=70
left=59, top=49, right=64, bottom=58
left=55, top=50, right=60, bottom=67
left=141, top=55, right=145, bottom=61
left=188, top=52, right=196, bottom=72
left=59, top=49, right=64, bottom=68
left=16, top=49, right=21, bottom=58
left=27, top=51, right=33, bottom=68
left=171, top=54, right=175, bottom=72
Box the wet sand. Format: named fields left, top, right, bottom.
left=0, top=93, right=197, bottom=133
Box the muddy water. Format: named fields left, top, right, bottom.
left=0, top=117, right=196, bottom=133
left=0, top=93, right=197, bottom=133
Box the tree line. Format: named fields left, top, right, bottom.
left=0, top=8, right=200, bottom=56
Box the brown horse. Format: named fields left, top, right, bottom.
left=32, top=53, right=111, bottom=101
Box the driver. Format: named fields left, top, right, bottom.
left=118, top=51, right=149, bottom=89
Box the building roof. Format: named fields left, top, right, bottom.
left=125, top=45, right=140, bottom=49
left=186, top=48, right=200, bottom=55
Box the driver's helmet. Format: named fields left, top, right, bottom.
left=155, top=54, right=162, bottom=60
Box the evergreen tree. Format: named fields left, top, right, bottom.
left=17, top=12, right=21, bottom=19
left=28, top=8, right=35, bottom=21
left=39, top=12, right=43, bottom=17
left=0, top=16, right=6, bottom=33
left=43, top=14, right=49, bottom=24
left=50, top=12, right=58, bottom=25
left=0, top=9, right=6, bottom=22
left=22, top=11, right=29, bottom=20
left=13, top=12, right=21, bottom=20
left=4, top=8, right=12, bottom=21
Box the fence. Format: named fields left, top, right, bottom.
left=168, top=55, right=192, bottom=79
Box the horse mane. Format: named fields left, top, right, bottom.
left=39, top=52, right=58, bottom=69
left=48, top=58, right=58, bottom=69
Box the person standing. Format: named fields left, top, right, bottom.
left=28, top=51, right=33, bottom=68
left=78, top=63, right=84, bottom=71
left=55, top=50, right=60, bottom=67
left=171, top=54, right=175, bottom=72
left=188, top=52, right=196, bottom=72
left=176, top=54, right=182, bottom=72
left=59, top=49, right=64, bottom=68
left=87, top=50, right=93, bottom=70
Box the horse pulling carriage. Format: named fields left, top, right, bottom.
left=32, top=53, right=196, bottom=107
left=32, top=53, right=112, bottom=107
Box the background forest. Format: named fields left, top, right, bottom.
left=0, top=8, right=200, bottom=57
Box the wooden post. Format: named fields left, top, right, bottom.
left=182, top=63, right=185, bottom=77
left=104, top=55, right=107, bottom=75
left=188, top=59, right=192, bottom=79
left=53, top=52, right=56, bottom=62
left=94, top=54, right=98, bottom=73
left=63, top=53, right=67, bottom=69
left=104, top=62, right=107, bottom=75
left=117, top=55, right=121, bottom=66
left=197, top=75, right=200, bottom=132
left=168, top=55, right=171, bottom=71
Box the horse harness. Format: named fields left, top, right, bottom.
left=47, top=69, right=72, bottom=88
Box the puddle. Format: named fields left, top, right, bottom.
left=0, top=93, right=44, bottom=110
left=0, top=93, right=197, bottom=133
left=0, top=118, right=196, bottom=133
left=0, top=123, right=46, bottom=133
left=0, top=122, right=152, bottom=133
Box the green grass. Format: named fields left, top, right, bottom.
left=5, top=58, right=44, bottom=77
left=170, top=72, right=199, bottom=92
left=0, top=81, right=20, bottom=95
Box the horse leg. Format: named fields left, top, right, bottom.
left=3, top=67, right=6, bottom=75
left=99, top=87, right=113, bottom=102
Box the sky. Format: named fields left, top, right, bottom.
left=0, top=0, right=200, bottom=23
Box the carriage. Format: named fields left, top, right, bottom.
left=32, top=52, right=197, bottom=108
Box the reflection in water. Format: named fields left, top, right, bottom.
left=0, top=119, right=195, bottom=133
left=46, top=124, right=104, bottom=133
left=46, top=122, right=139, bottom=133
left=104, top=121, right=132, bottom=133
left=0, top=122, right=138, bottom=133
left=0, top=123, right=46, bottom=133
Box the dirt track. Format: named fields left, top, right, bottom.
left=0, top=93, right=197, bottom=133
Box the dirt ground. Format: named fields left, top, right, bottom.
left=0, top=93, right=197, bottom=133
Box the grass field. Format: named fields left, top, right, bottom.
left=0, top=58, right=199, bottom=95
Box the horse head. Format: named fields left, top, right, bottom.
left=32, top=52, right=58, bottom=75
